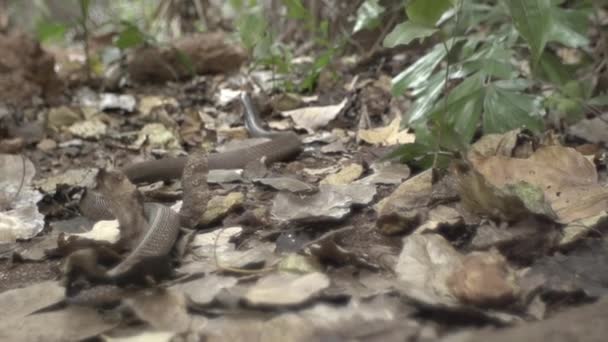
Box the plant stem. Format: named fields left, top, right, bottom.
left=79, top=0, right=91, bottom=82
left=433, top=0, right=465, bottom=169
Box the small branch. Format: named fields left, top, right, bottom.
left=364, top=13, right=398, bottom=61
left=434, top=0, right=465, bottom=169
left=79, top=0, right=91, bottom=82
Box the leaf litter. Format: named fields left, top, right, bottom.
left=1, top=26, right=608, bottom=342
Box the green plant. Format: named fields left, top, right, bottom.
left=233, top=0, right=343, bottom=92
left=362, top=0, right=604, bottom=169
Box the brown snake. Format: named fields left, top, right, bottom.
left=69, top=93, right=302, bottom=297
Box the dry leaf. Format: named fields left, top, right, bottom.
left=469, top=145, right=608, bottom=223
left=357, top=117, right=415, bottom=146
left=282, top=99, right=347, bottom=133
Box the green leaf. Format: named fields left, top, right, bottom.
left=406, top=0, right=453, bottom=27
left=429, top=119, right=469, bottom=153
left=461, top=44, right=516, bottom=79
left=299, top=47, right=336, bottom=91
left=237, top=9, right=268, bottom=51
left=503, top=0, right=552, bottom=64
left=588, top=95, right=608, bottom=106
left=548, top=7, right=589, bottom=47
left=392, top=43, right=447, bottom=95
left=385, top=142, right=452, bottom=169
left=406, top=72, right=446, bottom=123
left=430, top=73, right=485, bottom=146
left=545, top=93, right=584, bottom=124
left=483, top=85, right=544, bottom=134
left=353, top=0, right=386, bottom=33
left=36, top=21, right=67, bottom=43
left=115, top=24, right=145, bottom=49
left=561, top=80, right=590, bottom=99
left=537, top=51, right=575, bottom=85
left=282, top=0, right=311, bottom=20
left=175, top=49, right=196, bottom=76
left=383, top=21, right=437, bottom=48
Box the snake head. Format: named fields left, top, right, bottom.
left=95, top=169, right=139, bottom=201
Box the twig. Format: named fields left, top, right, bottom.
left=364, top=13, right=398, bottom=61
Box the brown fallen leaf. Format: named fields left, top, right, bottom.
left=281, top=99, right=347, bottom=133
left=447, top=251, right=519, bottom=307
left=376, top=170, right=432, bottom=235
left=357, top=117, right=415, bottom=146
left=320, top=163, right=364, bottom=185
left=469, top=145, right=608, bottom=223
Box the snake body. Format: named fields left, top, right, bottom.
left=78, top=93, right=302, bottom=281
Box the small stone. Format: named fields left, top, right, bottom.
left=37, top=138, right=57, bottom=151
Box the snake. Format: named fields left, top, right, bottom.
left=73, top=92, right=302, bottom=285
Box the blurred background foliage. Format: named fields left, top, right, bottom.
left=2, top=0, right=607, bottom=169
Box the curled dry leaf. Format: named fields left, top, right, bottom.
left=255, top=177, right=316, bottom=193
left=200, top=192, right=244, bottom=225
left=445, top=297, right=608, bottom=342
left=244, top=272, right=330, bottom=306
left=357, top=117, right=415, bottom=146
left=467, top=129, right=522, bottom=158
left=281, top=99, right=347, bottom=133
left=47, top=106, right=82, bottom=131
left=416, top=205, right=464, bottom=233
left=67, top=119, right=107, bottom=139
left=523, top=239, right=608, bottom=298
left=568, top=115, right=608, bottom=145
left=456, top=163, right=557, bottom=222
left=124, top=289, right=197, bottom=333
left=469, top=145, right=608, bottom=224
left=132, top=123, right=181, bottom=150
left=376, top=170, right=432, bottom=235
left=183, top=226, right=275, bottom=273
left=33, top=168, right=98, bottom=193
left=320, top=163, right=364, bottom=185
left=171, top=274, right=238, bottom=306
left=0, top=154, right=44, bottom=242
left=357, top=162, right=410, bottom=185
left=138, top=95, right=179, bottom=116
left=272, top=184, right=376, bottom=222
left=394, top=234, right=462, bottom=306
left=0, top=281, right=64, bottom=319
left=0, top=306, right=117, bottom=342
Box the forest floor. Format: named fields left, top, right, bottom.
left=1, top=29, right=607, bottom=342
